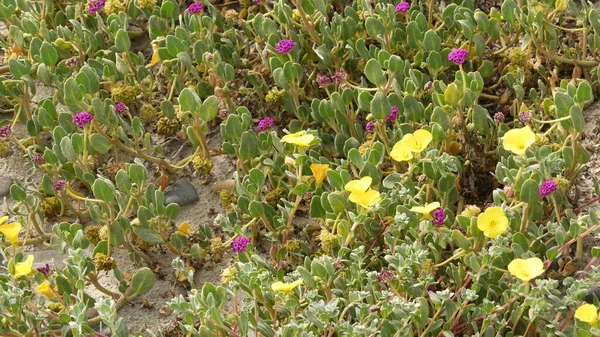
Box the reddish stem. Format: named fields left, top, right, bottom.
left=579, top=256, right=598, bottom=279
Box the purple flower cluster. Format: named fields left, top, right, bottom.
left=518, top=110, right=532, bottom=122
left=275, top=39, right=295, bottom=54
left=387, top=106, right=399, bottom=122
left=395, top=1, right=410, bottom=13
left=0, top=125, right=11, bottom=138
left=258, top=117, right=275, bottom=131
left=432, top=208, right=445, bottom=226
left=36, top=264, right=52, bottom=276
left=377, top=269, right=393, bottom=282
left=494, top=112, right=505, bottom=122
left=53, top=180, right=68, bottom=191
left=72, top=112, right=94, bottom=128
left=88, top=0, right=105, bottom=15
left=66, top=57, right=78, bottom=67
left=232, top=236, right=250, bottom=253
left=365, top=121, right=375, bottom=132
left=187, top=2, right=204, bottom=13
left=316, top=74, right=331, bottom=87
left=115, top=102, right=128, bottom=115
left=539, top=179, right=557, bottom=198
left=32, top=154, right=44, bottom=166
left=332, top=71, right=346, bottom=84
left=253, top=0, right=262, bottom=3
left=503, top=185, right=514, bottom=198
left=448, top=48, right=468, bottom=65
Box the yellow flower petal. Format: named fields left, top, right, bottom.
left=476, top=207, right=509, bottom=239
left=271, top=279, right=304, bottom=293
left=36, top=280, right=57, bottom=298
left=0, top=222, right=21, bottom=246
left=502, top=126, right=536, bottom=156
left=349, top=189, right=381, bottom=208
left=280, top=131, right=315, bottom=147
left=0, top=216, right=8, bottom=225
left=575, top=304, right=599, bottom=324
left=310, top=164, right=329, bottom=186
left=507, top=257, right=544, bottom=282
left=390, top=140, right=414, bottom=162
left=410, top=202, right=441, bottom=216
left=402, top=129, right=433, bottom=153
left=344, top=177, right=372, bottom=193
left=14, top=255, right=34, bottom=278
left=177, top=222, right=192, bottom=237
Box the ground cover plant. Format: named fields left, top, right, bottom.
left=2, top=0, right=600, bottom=335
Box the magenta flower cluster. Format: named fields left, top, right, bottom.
left=395, top=1, right=410, bottom=13
left=32, top=154, right=44, bottom=166
left=232, top=236, right=250, bottom=253
left=72, top=112, right=94, bottom=128
left=539, top=179, right=557, bottom=198
left=316, top=74, right=331, bottom=87
left=187, top=2, right=204, bottom=13
left=448, top=48, right=468, bottom=65
left=258, top=117, right=275, bottom=131
left=66, top=57, right=78, bottom=67
left=387, top=106, right=400, bottom=122
left=53, top=180, right=68, bottom=191
left=88, top=0, right=105, bottom=15
left=275, top=39, right=295, bottom=54
left=36, top=263, right=52, bottom=276
left=365, top=121, right=375, bottom=132
left=0, top=125, right=11, bottom=138
left=332, top=71, right=346, bottom=84
left=432, top=208, right=445, bottom=225
left=115, top=102, right=128, bottom=115
left=377, top=269, right=393, bottom=282
left=494, top=112, right=505, bottom=122
left=518, top=110, right=532, bottom=122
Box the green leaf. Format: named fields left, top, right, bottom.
left=575, top=81, right=593, bottom=106
left=569, top=106, right=584, bottom=132
left=92, top=179, right=116, bottom=202
left=444, top=83, right=462, bottom=106
left=327, top=193, right=347, bottom=213
left=128, top=164, right=147, bottom=184
left=129, top=267, right=156, bottom=296
left=10, top=184, right=25, bottom=202
left=40, top=42, right=58, bottom=66
left=132, top=226, right=164, bottom=245
left=423, top=30, right=441, bottom=51
left=364, top=59, right=386, bottom=87
left=370, top=91, right=391, bottom=120
left=178, top=88, right=200, bottom=113
left=89, top=133, right=112, bottom=154
left=519, top=179, right=541, bottom=204
left=115, top=29, right=131, bottom=53
left=199, top=95, right=219, bottom=122
left=239, top=131, right=259, bottom=160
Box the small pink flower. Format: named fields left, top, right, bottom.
left=232, top=236, right=250, bottom=253
left=448, top=48, right=468, bottom=65
left=72, top=112, right=94, bottom=128
left=395, top=1, right=410, bottom=13
left=275, top=39, right=295, bottom=54
left=187, top=2, right=204, bottom=14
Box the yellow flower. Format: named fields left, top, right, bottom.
left=177, top=222, right=192, bottom=237
left=507, top=257, right=544, bottom=282
left=390, top=140, right=414, bottom=162
left=575, top=304, right=599, bottom=324
left=271, top=279, right=304, bottom=293
left=310, top=164, right=329, bottom=186
left=502, top=126, right=536, bottom=156
left=344, top=176, right=372, bottom=193
left=402, top=129, right=433, bottom=153
left=0, top=216, right=8, bottom=225
left=13, top=255, right=34, bottom=278
left=0, top=222, right=21, bottom=246
left=476, top=207, right=509, bottom=239
left=349, top=189, right=381, bottom=208
left=410, top=202, right=441, bottom=218
left=280, top=131, right=315, bottom=147
left=36, top=280, right=57, bottom=298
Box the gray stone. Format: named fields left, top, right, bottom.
left=164, top=178, right=199, bottom=206
left=32, top=249, right=65, bottom=270
left=0, top=176, right=12, bottom=197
